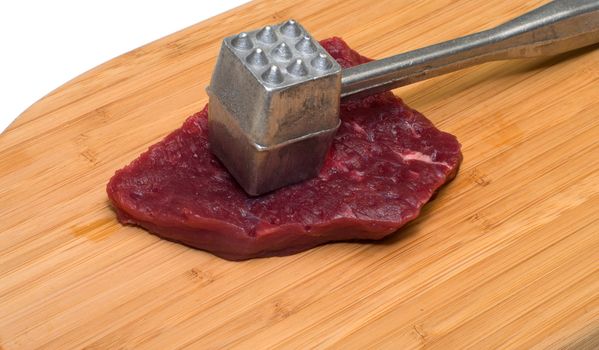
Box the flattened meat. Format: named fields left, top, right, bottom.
left=107, top=37, right=462, bottom=260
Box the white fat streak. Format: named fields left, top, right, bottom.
left=351, top=122, right=368, bottom=136
left=396, top=150, right=450, bottom=169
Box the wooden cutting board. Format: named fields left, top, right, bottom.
left=1, top=0, right=598, bottom=348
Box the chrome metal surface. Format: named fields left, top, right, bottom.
left=208, top=19, right=341, bottom=195
left=341, top=0, right=599, bottom=97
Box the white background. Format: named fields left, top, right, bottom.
left=0, top=1, right=248, bottom=133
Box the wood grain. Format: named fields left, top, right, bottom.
left=1, top=0, right=598, bottom=348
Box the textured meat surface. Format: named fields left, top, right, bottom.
left=107, top=37, right=462, bottom=260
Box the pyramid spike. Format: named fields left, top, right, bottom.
left=246, top=48, right=269, bottom=67
left=262, top=65, right=284, bottom=84
left=279, top=19, right=302, bottom=37
left=231, top=32, right=253, bottom=50
left=256, top=25, right=278, bottom=44
left=295, top=36, right=317, bottom=54
left=271, top=42, right=293, bottom=61
left=287, top=59, right=308, bottom=77
left=311, top=53, right=333, bottom=71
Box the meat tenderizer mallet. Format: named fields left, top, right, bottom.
left=207, top=0, right=599, bottom=196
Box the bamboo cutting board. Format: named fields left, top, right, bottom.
left=1, top=0, right=598, bottom=348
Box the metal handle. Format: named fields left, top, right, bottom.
left=341, top=0, right=599, bottom=98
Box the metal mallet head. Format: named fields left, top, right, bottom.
left=208, top=20, right=342, bottom=196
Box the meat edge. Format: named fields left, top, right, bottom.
left=108, top=155, right=461, bottom=261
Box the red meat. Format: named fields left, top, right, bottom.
left=107, top=37, right=462, bottom=260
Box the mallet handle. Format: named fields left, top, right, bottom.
left=341, top=0, right=599, bottom=98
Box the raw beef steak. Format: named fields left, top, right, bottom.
left=107, top=37, right=462, bottom=260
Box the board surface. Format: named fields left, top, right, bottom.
left=1, top=0, right=598, bottom=348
